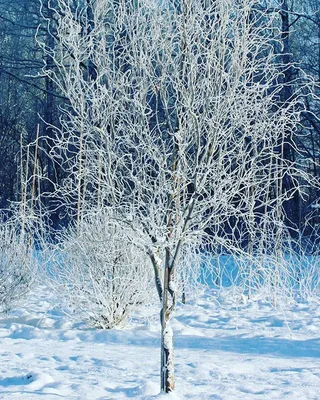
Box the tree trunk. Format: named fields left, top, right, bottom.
left=160, top=248, right=175, bottom=392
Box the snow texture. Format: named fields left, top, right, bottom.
left=0, top=285, right=319, bottom=399
left=169, top=280, right=176, bottom=292
left=163, top=324, right=173, bottom=351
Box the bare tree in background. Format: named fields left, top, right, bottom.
left=0, top=0, right=65, bottom=217
left=40, top=0, right=310, bottom=392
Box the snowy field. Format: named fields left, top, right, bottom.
left=0, top=285, right=320, bottom=400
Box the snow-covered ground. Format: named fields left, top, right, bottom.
left=0, top=286, right=320, bottom=399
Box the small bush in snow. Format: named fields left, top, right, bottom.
left=49, top=212, right=155, bottom=329
left=0, top=221, right=36, bottom=313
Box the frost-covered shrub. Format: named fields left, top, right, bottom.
left=0, top=221, right=36, bottom=313
left=174, top=245, right=206, bottom=303
left=206, top=243, right=320, bottom=305
left=50, top=212, right=155, bottom=328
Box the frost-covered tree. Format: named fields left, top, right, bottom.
left=41, top=0, right=308, bottom=392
